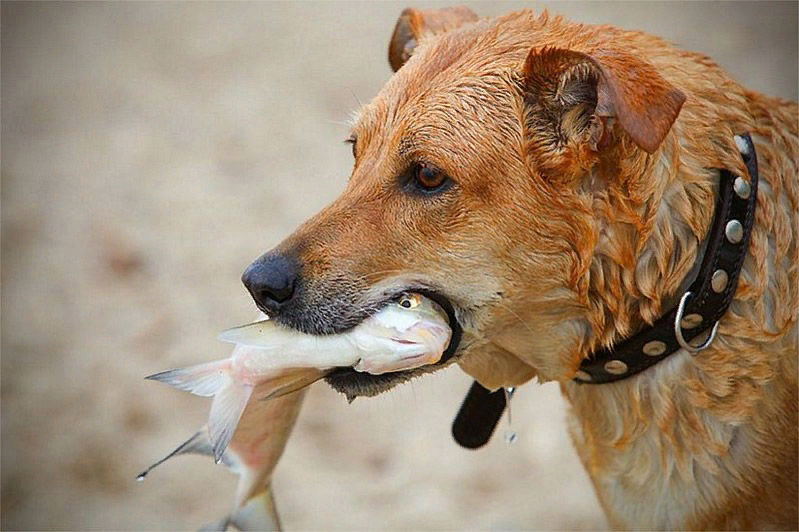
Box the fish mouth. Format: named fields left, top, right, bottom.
left=324, top=288, right=463, bottom=399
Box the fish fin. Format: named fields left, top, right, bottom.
left=229, top=488, right=282, bottom=531
left=208, top=378, right=253, bottom=463
left=198, top=515, right=231, bottom=532
left=217, top=320, right=275, bottom=347
left=262, top=369, right=327, bottom=401
left=136, top=430, right=211, bottom=481
left=145, top=360, right=230, bottom=397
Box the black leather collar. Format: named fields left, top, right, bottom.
left=575, top=132, right=758, bottom=384
left=452, top=132, right=759, bottom=448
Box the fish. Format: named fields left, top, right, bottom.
left=137, top=369, right=307, bottom=532
left=146, top=293, right=451, bottom=462
left=216, top=293, right=451, bottom=375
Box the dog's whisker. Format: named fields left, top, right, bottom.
left=346, top=269, right=411, bottom=285
left=348, top=88, right=363, bottom=109
left=325, top=119, right=353, bottom=127
left=360, top=270, right=408, bottom=283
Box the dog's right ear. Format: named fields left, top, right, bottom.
left=388, top=6, right=478, bottom=72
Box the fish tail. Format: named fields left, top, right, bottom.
left=208, top=377, right=253, bottom=463
left=198, top=515, right=232, bottom=532
left=199, top=488, right=282, bottom=531
left=230, top=487, right=282, bottom=531
left=145, top=359, right=231, bottom=397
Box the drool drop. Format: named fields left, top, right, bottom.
left=503, top=387, right=518, bottom=445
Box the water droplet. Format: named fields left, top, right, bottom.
left=504, top=388, right=515, bottom=419
left=135, top=473, right=147, bottom=482
left=503, top=387, right=518, bottom=445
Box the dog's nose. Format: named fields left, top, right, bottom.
left=241, top=252, right=298, bottom=312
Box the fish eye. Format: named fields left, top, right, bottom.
left=399, top=294, right=421, bottom=308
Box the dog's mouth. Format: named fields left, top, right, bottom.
left=323, top=288, right=463, bottom=400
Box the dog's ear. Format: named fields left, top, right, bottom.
left=523, top=47, right=685, bottom=154
left=388, top=6, right=478, bottom=72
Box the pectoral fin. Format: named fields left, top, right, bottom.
left=262, top=369, right=328, bottom=401
left=208, top=379, right=253, bottom=463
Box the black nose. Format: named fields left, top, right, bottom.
left=241, top=252, right=298, bottom=313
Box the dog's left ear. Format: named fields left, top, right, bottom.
left=388, top=6, right=478, bottom=72
left=523, top=47, right=685, bottom=154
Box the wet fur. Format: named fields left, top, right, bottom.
left=263, top=8, right=798, bottom=529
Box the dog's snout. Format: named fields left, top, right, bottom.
left=241, top=252, right=298, bottom=312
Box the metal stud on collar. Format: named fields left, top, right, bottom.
left=725, top=220, right=744, bottom=244
left=733, top=176, right=751, bottom=199
left=734, top=134, right=751, bottom=157
left=604, top=360, right=628, bottom=375
left=674, top=291, right=719, bottom=353
left=680, top=313, right=703, bottom=329
left=711, top=269, right=729, bottom=293
left=642, top=340, right=666, bottom=357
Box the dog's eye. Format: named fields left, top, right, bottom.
left=413, top=163, right=448, bottom=192
left=345, top=135, right=357, bottom=158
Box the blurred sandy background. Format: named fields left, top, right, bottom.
left=2, top=2, right=796, bottom=530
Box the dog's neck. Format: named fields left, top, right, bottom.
left=575, top=132, right=758, bottom=384
left=559, top=113, right=797, bottom=526
left=580, top=128, right=718, bottom=352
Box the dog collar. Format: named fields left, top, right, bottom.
left=452, top=132, right=758, bottom=448
left=575, top=133, right=758, bottom=384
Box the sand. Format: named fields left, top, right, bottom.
left=2, top=2, right=796, bottom=530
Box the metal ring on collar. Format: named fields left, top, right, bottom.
left=674, top=291, right=719, bottom=353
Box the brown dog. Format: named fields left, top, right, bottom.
left=240, top=6, right=798, bottom=529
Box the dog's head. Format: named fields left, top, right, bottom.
left=242, top=7, right=686, bottom=397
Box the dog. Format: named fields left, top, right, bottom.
left=239, top=6, right=798, bottom=529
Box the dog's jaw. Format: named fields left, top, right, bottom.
left=324, top=365, right=434, bottom=400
